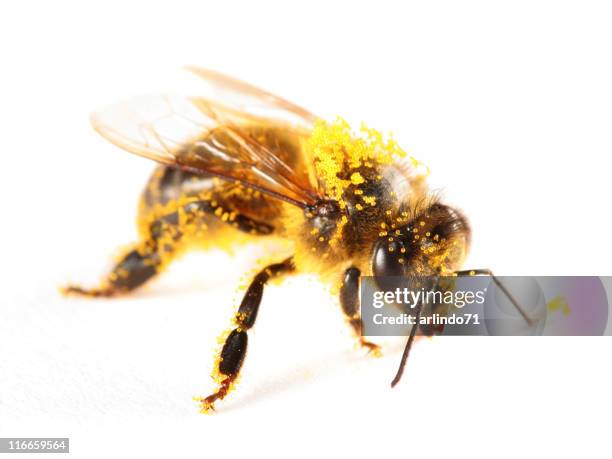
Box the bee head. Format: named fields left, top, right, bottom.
left=371, top=203, right=471, bottom=280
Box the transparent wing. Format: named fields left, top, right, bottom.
left=91, top=69, right=323, bottom=207
left=184, top=66, right=317, bottom=129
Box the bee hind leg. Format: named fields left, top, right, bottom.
left=61, top=202, right=193, bottom=297
left=62, top=198, right=274, bottom=298
left=196, top=256, right=295, bottom=413
left=339, top=267, right=382, bottom=356
left=61, top=243, right=162, bottom=297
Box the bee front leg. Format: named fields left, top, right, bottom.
left=454, top=268, right=534, bottom=326
left=195, top=257, right=295, bottom=413
left=339, top=267, right=381, bottom=356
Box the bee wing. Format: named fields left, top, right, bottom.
left=91, top=70, right=323, bottom=207
left=184, top=66, right=317, bottom=129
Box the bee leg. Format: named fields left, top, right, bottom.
left=61, top=209, right=186, bottom=297
left=62, top=243, right=162, bottom=297
left=454, top=268, right=534, bottom=326
left=339, top=267, right=382, bottom=356
left=62, top=199, right=274, bottom=298
left=195, top=257, right=295, bottom=413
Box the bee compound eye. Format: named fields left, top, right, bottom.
left=372, top=239, right=407, bottom=280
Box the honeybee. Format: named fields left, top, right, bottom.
left=64, top=67, right=500, bottom=412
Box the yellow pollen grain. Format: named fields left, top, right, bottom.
left=350, top=172, right=365, bottom=185
left=363, top=196, right=376, bottom=206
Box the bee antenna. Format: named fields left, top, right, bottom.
left=390, top=303, right=423, bottom=388
left=390, top=270, right=535, bottom=388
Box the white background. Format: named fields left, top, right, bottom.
left=1, top=1, right=611, bottom=457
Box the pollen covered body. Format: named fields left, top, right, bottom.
left=65, top=68, right=473, bottom=413
left=134, top=118, right=468, bottom=287
left=282, top=119, right=470, bottom=286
